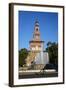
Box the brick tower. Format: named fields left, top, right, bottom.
left=25, top=19, right=49, bottom=67
left=29, top=19, right=44, bottom=51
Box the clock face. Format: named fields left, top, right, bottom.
left=36, top=28, right=38, bottom=31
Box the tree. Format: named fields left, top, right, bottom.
left=19, top=48, right=28, bottom=67
left=47, top=41, right=52, bottom=47
left=46, top=42, right=58, bottom=65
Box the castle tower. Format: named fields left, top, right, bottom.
left=29, top=19, right=44, bottom=51
left=25, top=19, right=49, bottom=67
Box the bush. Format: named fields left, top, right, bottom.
left=19, top=48, right=28, bottom=67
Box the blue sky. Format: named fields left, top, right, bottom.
left=18, top=11, right=58, bottom=50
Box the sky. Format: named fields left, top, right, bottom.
left=18, top=11, right=58, bottom=50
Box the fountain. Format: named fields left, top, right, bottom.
left=35, top=42, right=49, bottom=67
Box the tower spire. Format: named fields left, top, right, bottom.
left=29, top=19, right=44, bottom=51
left=33, top=18, right=40, bottom=41
left=35, top=18, right=39, bottom=26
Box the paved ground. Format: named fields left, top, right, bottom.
left=19, top=71, right=58, bottom=79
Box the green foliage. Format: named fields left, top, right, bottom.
left=19, top=48, right=28, bottom=67
left=46, top=42, right=58, bottom=65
